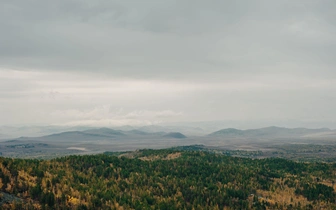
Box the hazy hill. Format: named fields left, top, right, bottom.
left=210, top=128, right=244, bottom=136
left=16, top=131, right=114, bottom=143
left=209, top=126, right=332, bottom=138
left=5, top=129, right=127, bottom=144
left=6, top=128, right=187, bottom=144
left=124, top=129, right=166, bottom=136
left=163, top=132, right=187, bottom=139
left=0, top=125, right=94, bottom=139
left=82, top=127, right=126, bottom=137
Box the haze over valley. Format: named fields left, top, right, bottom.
left=1, top=125, right=336, bottom=161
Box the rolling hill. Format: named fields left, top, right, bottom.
left=6, top=128, right=188, bottom=143
left=209, top=126, right=332, bottom=138
left=163, top=132, right=187, bottom=139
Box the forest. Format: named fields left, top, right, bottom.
left=1, top=149, right=336, bottom=209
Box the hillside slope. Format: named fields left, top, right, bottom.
left=0, top=149, right=336, bottom=209
left=163, top=132, right=187, bottom=139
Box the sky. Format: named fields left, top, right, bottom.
left=1, top=0, right=336, bottom=128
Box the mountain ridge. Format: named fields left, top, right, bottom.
left=209, top=126, right=333, bottom=137
left=6, top=128, right=188, bottom=143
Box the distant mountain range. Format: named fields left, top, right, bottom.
left=7, top=126, right=336, bottom=143
left=209, top=126, right=334, bottom=138
left=3, top=124, right=336, bottom=140
left=2, top=126, right=336, bottom=159
left=0, top=125, right=205, bottom=139
left=10, top=128, right=188, bottom=143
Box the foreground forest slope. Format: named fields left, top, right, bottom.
left=0, top=149, right=336, bottom=209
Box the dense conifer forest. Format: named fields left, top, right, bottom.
left=1, top=149, right=336, bottom=209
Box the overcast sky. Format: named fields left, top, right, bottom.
left=1, top=0, right=336, bottom=128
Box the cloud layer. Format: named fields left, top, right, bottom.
left=1, top=0, right=336, bottom=127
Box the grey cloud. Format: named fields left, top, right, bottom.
left=0, top=1, right=336, bottom=127
left=0, top=0, right=335, bottom=80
